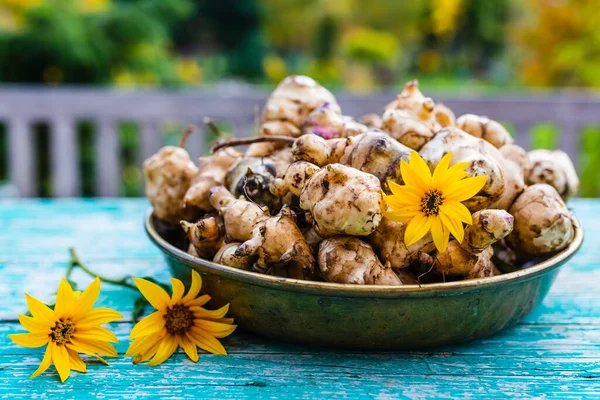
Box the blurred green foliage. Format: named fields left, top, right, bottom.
left=0, top=0, right=196, bottom=85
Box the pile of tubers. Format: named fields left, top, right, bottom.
left=144, top=75, right=579, bottom=285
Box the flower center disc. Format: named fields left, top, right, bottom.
left=421, top=190, right=443, bottom=216
left=164, top=304, right=195, bottom=335
left=50, top=318, right=75, bottom=345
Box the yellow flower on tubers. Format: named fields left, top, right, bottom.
left=8, top=278, right=123, bottom=382
left=126, top=270, right=236, bottom=366
left=385, top=152, right=486, bottom=253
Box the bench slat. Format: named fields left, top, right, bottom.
left=50, top=116, right=79, bottom=197
left=8, top=117, right=35, bottom=197
left=95, top=119, right=120, bottom=197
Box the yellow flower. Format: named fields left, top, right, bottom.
left=385, top=152, right=487, bottom=253
left=126, top=270, right=236, bottom=366
left=8, top=278, right=123, bottom=382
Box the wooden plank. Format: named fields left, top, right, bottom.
left=95, top=119, right=120, bottom=197
left=137, top=120, right=162, bottom=167
left=1, top=322, right=599, bottom=399
left=50, top=116, right=79, bottom=197
left=7, top=117, right=35, bottom=197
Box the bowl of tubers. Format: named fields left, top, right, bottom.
left=144, top=76, right=584, bottom=349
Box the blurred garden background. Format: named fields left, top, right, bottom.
left=0, top=0, right=599, bottom=197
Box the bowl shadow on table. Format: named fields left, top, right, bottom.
left=148, top=213, right=583, bottom=352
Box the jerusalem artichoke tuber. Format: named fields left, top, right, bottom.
left=235, top=205, right=315, bottom=273
left=144, top=128, right=199, bottom=223
left=261, top=75, right=340, bottom=138
left=318, top=236, right=402, bottom=284
left=181, top=216, right=223, bottom=260
left=369, top=217, right=435, bottom=269
left=184, top=148, right=241, bottom=211
left=213, top=242, right=253, bottom=270
left=461, top=210, right=514, bottom=254
left=526, top=149, right=579, bottom=201
left=506, top=183, right=575, bottom=256
left=299, top=163, right=384, bottom=237
left=209, top=186, right=268, bottom=242
left=456, top=114, right=514, bottom=148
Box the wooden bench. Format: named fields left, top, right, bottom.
left=0, top=88, right=598, bottom=197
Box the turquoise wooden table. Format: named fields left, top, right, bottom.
left=1, top=199, right=599, bottom=399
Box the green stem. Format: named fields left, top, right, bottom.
left=66, top=247, right=137, bottom=291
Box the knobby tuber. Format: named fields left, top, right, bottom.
left=184, top=148, right=241, bottom=211
left=301, top=102, right=370, bottom=139
left=456, top=114, right=514, bottom=148
left=507, top=184, right=575, bottom=256
left=299, top=163, right=384, bottom=237
left=370, top=217, right=435, bottom=269
left=213, top=242, right=253, bottom=270
left=261, top=75, right=340, bottom=138
left=526, top=149, right=579, bottom=201
left=461, top=210, right=514, bottom=254
left=235, top=205, right=315, bottom=274
left=209, top=186, right=268, bottom=242
left=181, top=216, right=223, bottom=260
left=144, top=129, right=199, bottom=223
left=318, top=236, right=402, bottom=285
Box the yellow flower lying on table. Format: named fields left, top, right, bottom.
left=384, top=152, right=487, bottom=253
left=126, top=270, right=236, bottom=366
left=8, top=278, right=123, bottom=382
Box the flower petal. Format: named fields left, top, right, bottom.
left=189, top=327, right=227, bottom=355
left=147, top=336, right=178, bottom=366
left=67, top=348, right=86, bottom=373
left=186, top=294, right=211, bottom=308
left=190, top=304, right=230, bottom=320
left=54, top=279, right=76, bottom=318
left=387, top=180, right=424, bottom=201
left=170, top=278, right=185, bottom=303
left=131, top=335, right=164, bottom=364
left=75, top=326, right=118, bottom=343
left=440, top=202, right=472, bottom=224
left=126, top=331, right=165, bottom=358
left=439, top=210, right=465, bottom=243
left=384, top=194, right=419, bottom=211
left=67, top=338, right=118, bottom=357
left=30, top=344, right=53, bottom=379
left=18, top=314, right=51, bottom=334
left=76, top=308, right=123, bottom=327
left=404, top=214, right=433, bottom=247
left=409, top=151, right=433, bottom=184
left=444, top=175, right=487, bottom=202
left=129, top=311, right=165, bottom=339
left=72, top=277, right=100, bottom=318
left=400, top=158, right=430, bottom=189
left=431, top=218, right=450, bottom=253
left=25, top=293, right=55, bottom=322
left=180, top=335, right=199, bottom=363
left=432, top=152, right=453, bottom=186
left=53, top=344, right=71, bottom=383
left=132, top=278, right=171, bottom=311
left=194, top=320, right=237, bottom=339
left=182, top=270, right=203, bottom=302
left=9, top=332, right=49, bottom=348
left=384, top=208, right=421, bottom=223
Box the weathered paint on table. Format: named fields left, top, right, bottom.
left=0, top=199, right=599, bottom=399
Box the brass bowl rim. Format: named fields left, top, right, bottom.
left=145, top=208, right=583, bottom=297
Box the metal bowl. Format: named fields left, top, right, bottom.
left=145, top=209, right=583, bottom=350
